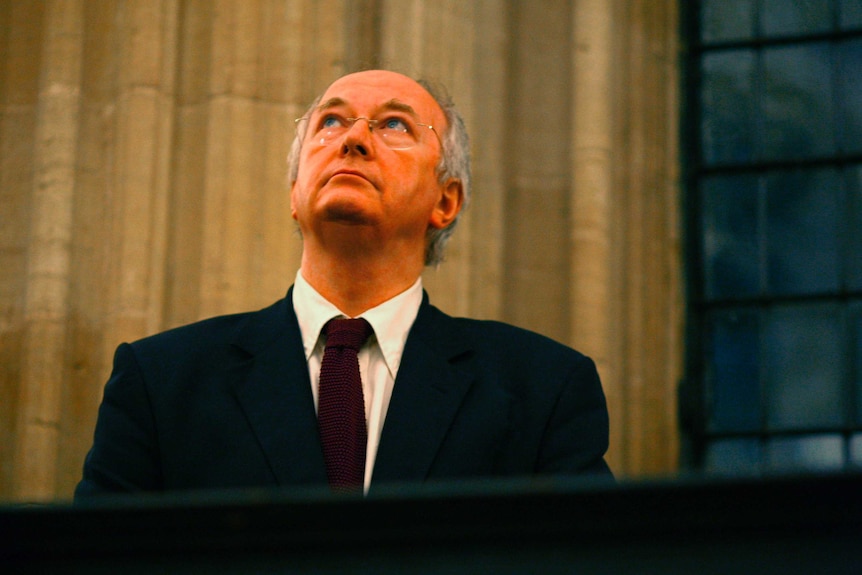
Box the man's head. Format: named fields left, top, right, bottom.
left=288, top=70, right=470, bottom=266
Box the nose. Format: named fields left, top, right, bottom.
left=339, top=118, right=374, bottom=158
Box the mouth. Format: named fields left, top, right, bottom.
left=326, top=169, right=377, bottom=192
left=331, top=169, right=369, bottom=181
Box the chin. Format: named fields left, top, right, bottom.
left=322, top=204, right=375, bottom=225
left=317, top=188, right=373, bottom=215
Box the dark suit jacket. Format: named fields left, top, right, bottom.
left=75, top=289, right=611, bottom=498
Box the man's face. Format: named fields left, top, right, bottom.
left=290, top=70, right=460, bottom=257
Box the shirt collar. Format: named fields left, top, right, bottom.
left=292, top=269, right=423, bottom=376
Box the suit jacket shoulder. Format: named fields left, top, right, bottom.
left=76, top=293, right=329, bottom=496
left=129, top=297, right=291, bottom=370
left=371, top=298, right=612, bottom=485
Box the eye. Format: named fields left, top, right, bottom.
left=379, top=117, right=410, bottom=133
left=320, top=114, right=344, bottom=129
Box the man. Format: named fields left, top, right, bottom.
left=75, top=70, right=612, bottom=498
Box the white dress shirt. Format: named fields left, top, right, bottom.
left=292, top=270, right=423, bottom=491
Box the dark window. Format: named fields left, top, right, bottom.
left=683, top=0, right=862, bottom=475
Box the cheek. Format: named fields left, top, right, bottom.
left=291, top=152, right=324, bottom=206
left=295, top=145, right=328, bottom=181
left=397, top=155, right=439, bottom=191
left=290, top=169, right=314, bottom=219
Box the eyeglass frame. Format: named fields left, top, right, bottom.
left=294, top=113, right=442, bottom=150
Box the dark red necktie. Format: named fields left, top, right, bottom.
left=318, top=317, right=373, bottom=493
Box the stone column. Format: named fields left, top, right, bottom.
left=13, top=0, right=84, bottom=501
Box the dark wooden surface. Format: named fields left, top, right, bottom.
left=2, top=472, right=861, bottom=574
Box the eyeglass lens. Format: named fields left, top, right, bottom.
left=299, top=116, right=431, bottom=150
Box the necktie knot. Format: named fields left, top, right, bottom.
left=324, top=318, right=373, bottom=351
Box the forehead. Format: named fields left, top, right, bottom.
left=318, top=71, right=444, bottom=125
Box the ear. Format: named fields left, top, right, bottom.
left=289, top=180, right=299, bottom=221
left=429, top=178, right=464, bottom=230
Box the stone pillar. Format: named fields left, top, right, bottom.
left=570, top=0, right=619, bottom=471
left=13, top=0, right=84, bottom=501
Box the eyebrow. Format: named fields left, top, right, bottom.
left=315, top=97, right=420, bottom=119
left=316, top=97, right=348, bottom=112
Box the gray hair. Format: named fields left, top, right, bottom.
left=287, top=77, right=471, bottom=266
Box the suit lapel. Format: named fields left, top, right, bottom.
left=225, top=291, right=475, bottom=488
left=371, top=298, right=475, bottom=485
left=229, top=292, right=327, bottom=486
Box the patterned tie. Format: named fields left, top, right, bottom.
left=317, top=317, right=373, bottom=493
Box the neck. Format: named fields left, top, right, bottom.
left=299, top=245, right=425, bottom=317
